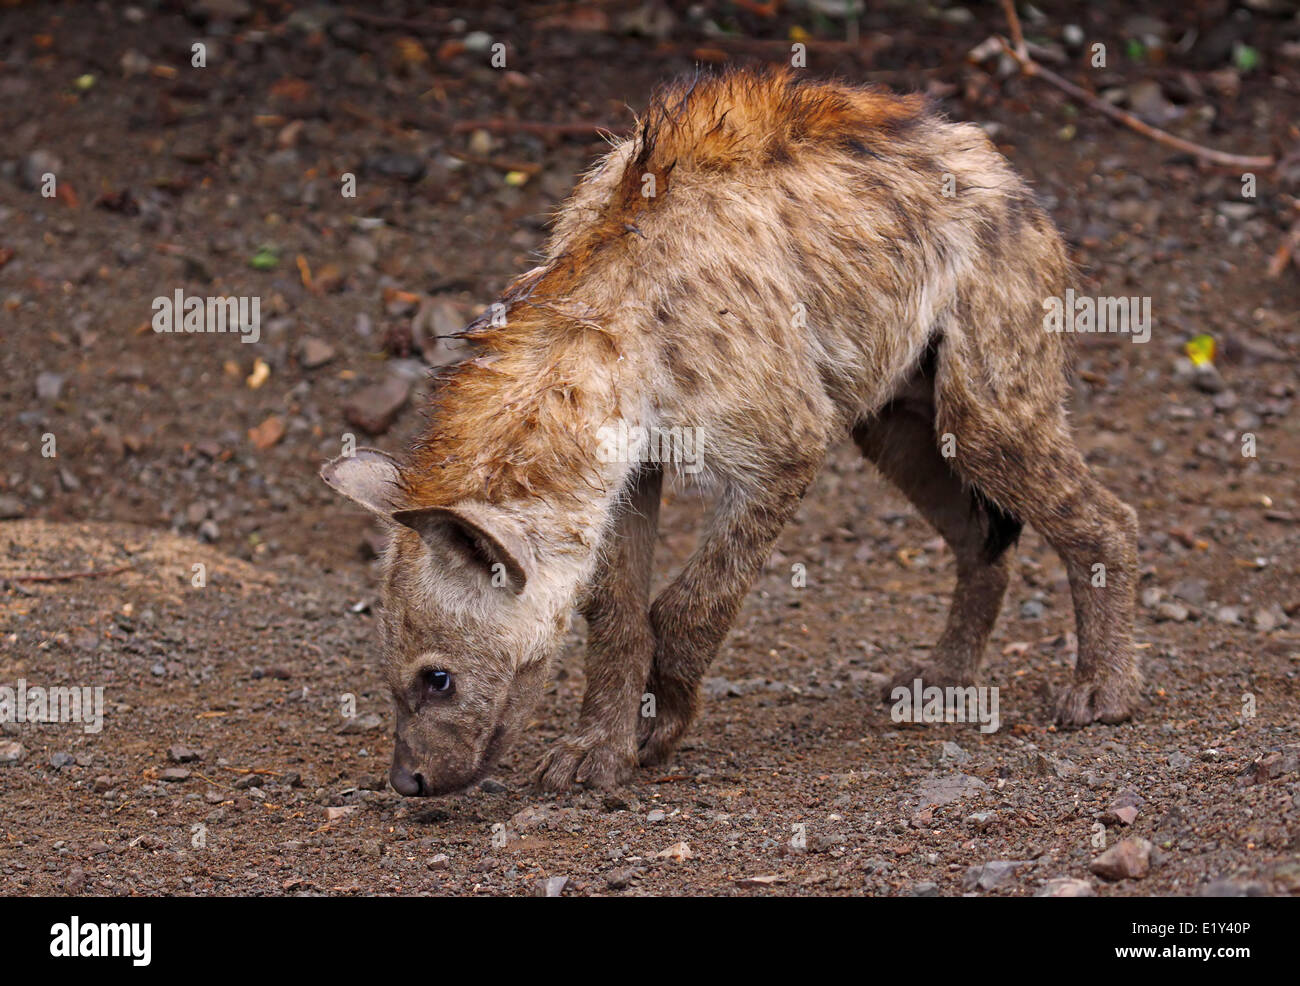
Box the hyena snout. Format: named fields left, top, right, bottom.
left=388, top=728, right=504, bottom=798
left=387, top=662, right=548, bottom=797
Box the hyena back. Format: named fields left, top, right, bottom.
left=323, top=68, right=1140, bottom=796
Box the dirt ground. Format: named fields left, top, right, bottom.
left=1, top=1, right=1298, bottom=897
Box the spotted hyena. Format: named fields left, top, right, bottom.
left=322, top=68, right=1141, bottom=796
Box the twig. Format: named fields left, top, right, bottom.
left=995, top=1, right=1275, bottom=171
left=449, top=118, right=628, bottom=139
left=7, top=563, right=135, bottom=584
left=338, top=101, right=413, bottom=138
left=339, top=8, right=452, bottom=33
left=444, top=149, right=542, bottom=175
left=1267, top=217, right=1300, bottom=278
left=1001, top=0, right=1027, bottom=60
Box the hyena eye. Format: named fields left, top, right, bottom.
left=421, top=669, right=453, bottom=696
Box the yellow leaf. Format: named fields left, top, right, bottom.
left=246, top=358, right=270, bottom=389
left=1185, top=334, right=1215, bottom=367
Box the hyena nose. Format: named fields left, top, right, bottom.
left=389, top=763, right=424, bottom=797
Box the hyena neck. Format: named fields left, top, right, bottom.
left=402, top=297, right=648, bottom=599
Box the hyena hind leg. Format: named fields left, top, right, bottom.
left=535, top=466, right=662, bottom=791
left=936, top=382, right=1141, bottom=727
left=853, top=401, right=1019, bottom=703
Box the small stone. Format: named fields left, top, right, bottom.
left=938, top=741, right=969, bottom=764
left=1020, top=599, right=1045, bottom=620
left=427, top=854, right=451, bottom=870
left=0, top=741, right=24, bottom=765
left=655, top=841, right=692, bottom=861
left=605, top=866, right=642, bottom=889
left=50, top=752, right=76, bottom=769
left=297, top=337, right=336, bottom=369
left=536, top=875, right=569, bottom=897
left=962, top=859, right=1031, bottom=891
left=159, top=767, right=191, bottom=782
left=1253, top=607, right=1280, bottom=632
left=364, top=153, right=426, bottom=183
left=1090, top=837, right=1154, bottom=881
left=646, top=809, right=666, bottom=823
left=64, top=865, right=87, bottom=894
left=344, top=376, right=411, bottom=435
left=916, top=772, right=988, bottom=806
left=19, top=150, right=61, bottom=190
left=1171, top=578, right=1207, bottom=605
left=1031, top=751, right=1076, bottom=778
left=248, top=414, right=286, bottom=450
left=0, top=495, right=25, bottom=519
left=909, top=881, right=940, bottom=897
left=338, top=713, right=383, bottom=734
left=1214, top=605, right=1242, bottom=625
left=1036, top=877, right=1096, bottom=897
left=35, top=372, right=65, bottom=401
left=324, top=805, right=358, bottom=821
left=1155, top=601, right=1189, bottom=623
left=168, top=744, right=201, bottom=763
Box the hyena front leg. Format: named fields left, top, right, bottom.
left=638, top=452, right=825, bottom=767
left=853, top=403, right=1019, bottom=699
left=535, top=467, right=662, bottom=791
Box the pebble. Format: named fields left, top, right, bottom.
left=0, top=495, right=25, bottom=519
left=0, top=741, right=24, bottom=765
left=1020, top=599, right=1045, bottom=620
left=536, top=875, right=569, bottom=897
left=344, top=376, right=411, bottom=434
left=1090, top=837, right=1154, bottom=881
left=605, top=866, right=641, bottom=889
left=364, top=153, right=425, bottom=183
left=19, top=150, right=60, bottom=190
left=938, top=741, right=969, bottom=764
left=1035, top=877, right=1096, bottom=897
left=962, top=859, right=1031, bottom=891
left=338, top=713, right=383, bottom=734
left=916, top=772, right=988, bottom=806
left=1155, top=601, right=1190, bottom=623
left=655, top=841, right=692, bottom=861
left=297, top=337, right=336, bottom=369
left=35, top=372, right=64, bottom=401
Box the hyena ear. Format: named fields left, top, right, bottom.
left=320, top=448, right=402, bottom=517
left=391, top=502, right=534, bottom=595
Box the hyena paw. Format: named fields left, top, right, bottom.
left=637, top=676, right=698, bottom=767
left=534, top=733, right=636, bottom=791
left=879, top=661, right=976, bottom=704
left=1055, top=672, right=1141, bottom=727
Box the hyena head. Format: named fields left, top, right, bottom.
left=321, top=448, right=560, bottom=796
